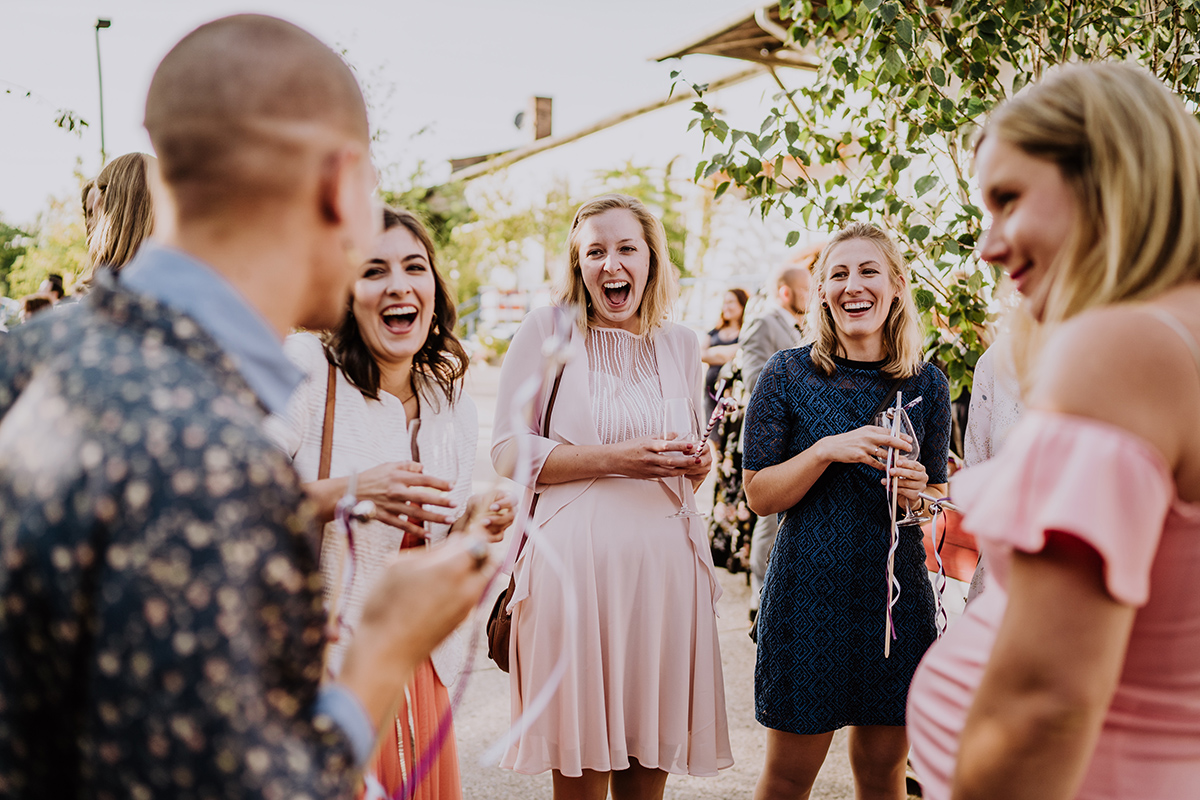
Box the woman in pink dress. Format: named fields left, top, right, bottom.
left=906, top=63, right=1200, bottom=799
left=492, top=193, right=733, bottom=799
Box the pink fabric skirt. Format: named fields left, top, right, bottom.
left=502, top=477, right=732, bottom=777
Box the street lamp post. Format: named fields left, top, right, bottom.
left=94, top=18, right=111, bottom=166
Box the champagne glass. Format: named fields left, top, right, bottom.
left=408, top=417, right=462, bottom=543
left=662, top=397, right=703, bottom=519
left=873, top=405, right=924, bottom=525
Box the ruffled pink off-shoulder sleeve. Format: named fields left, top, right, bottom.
left=952, top=410, right=1176, bottom=607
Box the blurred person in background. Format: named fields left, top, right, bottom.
left=741, top=259, right=814, bottom=623
left=705, top=287, right=752, bottom=574
left=18, top=293, right=53, bottom=323
left=37, top=274, right=65, bottom=304
left=701, top=288, right=748, bottom=419
left=86, top=152, right=156, bottom=282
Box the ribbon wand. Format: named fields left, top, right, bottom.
left=884, top=391, right=903, bottom=658
left=698, top=379, right=737, bottom=449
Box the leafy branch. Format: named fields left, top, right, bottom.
left=682, top=0, right=1200, bottom=399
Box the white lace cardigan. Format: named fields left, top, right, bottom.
left=264, top=332, right=478, bottom=685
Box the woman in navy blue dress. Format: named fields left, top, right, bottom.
left=743, top=222, right=950, bottom=800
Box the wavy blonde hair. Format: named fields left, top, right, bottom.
left=556, top=193, right=677, bottom=335
left=808, top=221, right=924, bottom=378
left=980, top=62, right=1200, bottom=341
left=87, top=153, right=156, bottom=277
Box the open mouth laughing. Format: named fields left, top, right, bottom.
left=603, top=280, right=632, bottom=308
left=841, top=299, right=874, bottom=315
left=381, top=303, right=419, bottom=334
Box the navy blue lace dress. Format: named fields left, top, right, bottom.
left=743, top=346, right=951, bottom=733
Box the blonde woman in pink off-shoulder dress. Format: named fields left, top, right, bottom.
left=492, top=194, right=733, bottom=800
left=906, top=63, right=1200, bottom=800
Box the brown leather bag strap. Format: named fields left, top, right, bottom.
left=515, top=365, right=565, bottom=558
left=317, top=362, right=337, bottom=480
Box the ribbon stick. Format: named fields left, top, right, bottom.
left=920, top=493, right=960, bottom=638
left=699, top=396, right=737, bottom=449
left=884, top=391, right=903, bottom=658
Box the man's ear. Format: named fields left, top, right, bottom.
left=316, top=145, right=364, bottom=226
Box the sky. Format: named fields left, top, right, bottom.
left=0, top=0, right=759, bottom=227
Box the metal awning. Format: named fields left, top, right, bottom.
left=654, top=3, right=820, bottom=70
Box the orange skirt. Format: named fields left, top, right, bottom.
left=360, top=659, right=461, bottom=800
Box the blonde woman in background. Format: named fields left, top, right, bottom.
left=908, top=62, right=1200, bottom=800
left=88, top=152, right=156, bottom=278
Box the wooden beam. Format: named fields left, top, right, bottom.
left=451, top=66, right=766, bottom=183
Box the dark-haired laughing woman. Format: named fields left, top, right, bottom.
left=267, top=206, right=514, bottom=799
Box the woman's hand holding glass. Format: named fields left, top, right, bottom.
left=353, top=460, right=456, bottom=537
left=872, top=407, right=928, bottom=522
left=459, top=490, right=517, bottom=542
left=816, top=425, right=914, bottom=469
left=604, top=435, right=705, bottom=480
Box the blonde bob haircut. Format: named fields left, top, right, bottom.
left=556, top=193, right=678, bottom=335
left=808, top=221, right=924, bottom=378
left=980, top=62, right=1200, bottom=327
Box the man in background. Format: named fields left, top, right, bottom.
left=741, top=262, right=812, bottom=623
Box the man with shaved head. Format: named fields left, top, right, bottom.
left=0, top=15, right=490, bottom=798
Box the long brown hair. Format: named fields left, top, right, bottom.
left=712, top=287, right=749, bottom=331
left=322, top=206, right=468, bottom=403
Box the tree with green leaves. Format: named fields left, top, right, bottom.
left=7, top=192, right=88, bottom=299
left=682, top=0, right=1200, bottom=399
left=0, top=220, right=31, bottom=298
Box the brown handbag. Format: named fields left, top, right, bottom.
left=486, top=367, right=564, bottom=673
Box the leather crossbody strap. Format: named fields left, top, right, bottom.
left=317, top=361, right=337, bottom=481
left=508, top=366, right=566, bottom=565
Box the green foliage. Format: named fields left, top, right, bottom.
left=3, top=82, right=89, bottom=136
left=682, top=0, right=1200, bottom=399
left=0, top=220, right=30, bottom=297
left=594, top=158, right=692, bottom=277
left=7, top=192, right=88, bottom=299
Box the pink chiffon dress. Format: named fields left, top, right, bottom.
left=491, top=307, right=733, bottom=778
left=908, top=410, right=1200, bottom=799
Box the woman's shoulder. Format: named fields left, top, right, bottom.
left=283, top=330, right=328, bottom=374
left=771, top=343, right=814, bottom=369
left=914, top=359, right=950, bottom=392
left=1029, top=300, right=1198, bottom=449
